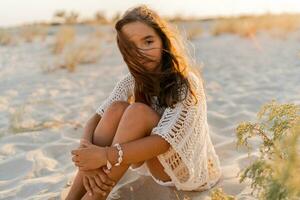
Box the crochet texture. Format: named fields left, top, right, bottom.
left=95, top=71, right=222, bottom=191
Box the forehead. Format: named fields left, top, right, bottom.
left=121, top=21, right=157, bottom=41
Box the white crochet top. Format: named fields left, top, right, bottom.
left=95, top=71, right=222, bottom=191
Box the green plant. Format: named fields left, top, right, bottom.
left=235, top=100, right=300, bottom=200
left=210, top=188, right=237, bottom=200
left=210, top=100, right=299, bottom=200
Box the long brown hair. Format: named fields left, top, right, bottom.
left=115, top=5, right=201, bottom=109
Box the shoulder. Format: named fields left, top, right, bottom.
left=187, top=71, right=201, bottom=88
left=118, top=72, right=135, bottom=85
left=184, top=70, right=206, bottom=105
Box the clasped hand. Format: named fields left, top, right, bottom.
left=71, top=139, right=107, bottom=171
left=71, top=139, right=115, bottom=196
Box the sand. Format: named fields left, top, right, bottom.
left=0, top=22, right=299, bottom=200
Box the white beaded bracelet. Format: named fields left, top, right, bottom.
left=105, top=143, right=123, bottom=171
left=105, top=146, right=112, bottom=172
left=114, top=143, right=123, bottom=166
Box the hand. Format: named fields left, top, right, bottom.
left=71, top=139, right=107, bottom=170
left=81, top=167, right=116, bottom=197
left=79, top=138, right=91, bottom=148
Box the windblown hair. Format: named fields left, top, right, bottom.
left=115, top=4, right=202, bottom=109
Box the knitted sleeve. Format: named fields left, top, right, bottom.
left=95, top=72, right=134, bottom=117
left=150, top=72, right=208, bottom=184
left=150, top=72, right=202, bottom=152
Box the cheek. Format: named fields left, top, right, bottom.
left=148, top=49, right=162, bottom=61
left=143, top=49, right=162, bottom=69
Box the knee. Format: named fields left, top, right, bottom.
left=125, top=102, right=161, bottom=124
left=126, top=102, right=155, bottom=115
left=106, top=101, right=130, bottom=114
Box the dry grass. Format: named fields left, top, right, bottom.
left=92, top=26, right=116, bottom=43
left=1, top=24, right=48, bottom=45
left=59, top=37, right=102, bottom=72
left=0, top=29, right=13, bottom=45
left=48, top=25, right=102, bottom=72
left=91, top=11, right=109, bottom=24
left=211, top=13, right=300, bottom=37
left=165, top=14, right=198, bottom=23
left=210, top=188, right=236, bottom=200
left=77, top=11, right=121, bottom=25
left=19, top=24, right=49, bottom=42
left=186, top=26, right=203, bottom=40
left=52, top=10, right=79, bottom=25
left=52, top=26, right=75, bottom=54
left=8, top=100, right=82, bottom=133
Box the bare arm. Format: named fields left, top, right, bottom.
left=107, top=135, right=170, bottom=166
left=81, top=113, right=102, bottom=143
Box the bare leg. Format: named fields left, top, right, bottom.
left=92, top=101, right=130, bottom=147
left=81, top=102, right=161, bottom=200
left=65, top=101, right=130, bottom=200
left=146, top=157, right=172, bottom=182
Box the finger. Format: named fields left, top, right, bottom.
left=83, top=176, right=93, bottom=196
left=79, top=166, right=88, bottom=171
left=75, top=162, right=83, bottom=167
left=75, top=161, right=85, bottom=168
left=99, top=168, right=115, bottom=186
left=102, top=166, right=111, bottom=174
left=79, top=168, right=90, bottom=173
left=80, top=142, right=88, bottom=148
left=80, top=138, right=89, bottom=143
left=87, top=176, right=97, bottom=192
left=94, top=175, right=112, bottom=191
left=88, top=176, right=107, bottom=196
left=72, top=158, right=81, bottom=165
left=72, top=156, right=79, bottom=162
left=71, top=149, right=79, bottom=156
left=98, top=172, right=115, bottom=187
left=80, top=138, right=90, bottom=144
left=80, top=139, right=91, bottom=147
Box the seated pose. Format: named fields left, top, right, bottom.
left=66, top=4, right=221, bottom=200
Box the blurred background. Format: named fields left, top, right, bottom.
left=0, top=1, right=299, bottom=199
left=1, top=0, right=300, bottom=27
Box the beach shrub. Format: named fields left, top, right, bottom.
left=210, top=188, right=237, bottom=200
left=235, top=100, right=300, bottom=199
left=52, top=26, right=75, bottom=54
left=19, top=24, right=49, bottom=43
left=0, top=29, right=13, bottom=45
left=53, top=10, right=79, bottom=25
left=59, top=37, right=102, bottom=72
left=187, top=26, right=203, bottom=40
left=210, top=100, right=300, bottom=199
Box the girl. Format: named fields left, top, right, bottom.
left=66, top=4, right=221, bottom=200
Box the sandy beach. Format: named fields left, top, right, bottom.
left=0, top=20, right=299, bottom=200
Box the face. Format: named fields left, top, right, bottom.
left=121, top=21, right=163, bottom=72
